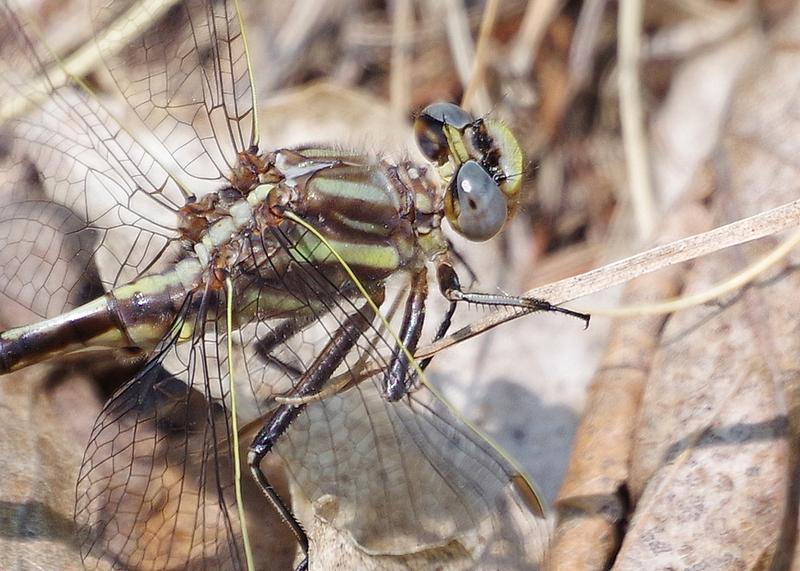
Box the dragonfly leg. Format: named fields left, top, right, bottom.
left=253, top=313, right=316, bottom=356
left=415, top=242, right=475, bottom=372
left=248, top=306, right=374, bottom=569
left=253, top=314, right=316, bottom=378
left=419, top=300, right=457, bottom=372
left=435, top=257, right=591, bottom=327
left=383, top=269, right=428, bottom=402
left=445, top=237, right=479, bottom=285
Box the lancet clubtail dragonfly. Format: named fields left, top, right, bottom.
left=0, top=1, right=588, bottom=569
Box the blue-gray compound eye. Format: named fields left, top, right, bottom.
left=414, top=102, right=474, bottom=165
left=444, top=160, right=508, bottom=242
left=420, top=102, right=473, bottom=129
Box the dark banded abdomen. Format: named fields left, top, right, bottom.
left=0, top=267, right=198, bottom=374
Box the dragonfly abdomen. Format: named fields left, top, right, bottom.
left=0, top=258, right=202, bottom=374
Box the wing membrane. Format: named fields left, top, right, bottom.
left=76, top=294, right=253, bottom=570
left=90, top=0, right=257, bottom=187
left=0, top=2, right=185, bottom=318
left=0, top=199, right=103, bottom=324
left=227, top=221, right=548, bottom=563
left=274, top=347, right=549, bottom=565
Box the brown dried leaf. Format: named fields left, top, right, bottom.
left=0, top=366, right=94, bottom=571
left=546, top=203, right=712, bottom=571
left=614, top=7, right=800, bottom=569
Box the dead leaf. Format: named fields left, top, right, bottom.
left=0, top=366, right=93, bottom=571
left=615, top=6, right=800, bottom=569
left=546, top=202, right=712, bottom=571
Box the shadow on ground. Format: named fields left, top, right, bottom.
left=471, top=378, right=579, bottom=507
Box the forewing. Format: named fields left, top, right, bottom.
left=235, top=293, right=550, bottom=566
left=223, top=223, right=547, bottom=565
left=218, top=217, right=549, bottom=565
left=90, top=0, right=258, bottom=189
left=0, top=2, right=185, bottom=319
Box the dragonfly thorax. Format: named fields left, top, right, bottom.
left=171, top=144, right=440, bottom=323
left=264, top=148, right=423, bottom=281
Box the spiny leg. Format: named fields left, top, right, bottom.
left=435, top=257, right=590, bottom=327
left=253, top=313, right=315, bottom=355
left=248, top=305, right=374, bottom=571
left=386, top=258, right=589, bottom=404
left=383, top=269, right=428, bottom=402
left=420, top=300, right=457, bottom=372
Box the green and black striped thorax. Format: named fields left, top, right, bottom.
left=175, top=102, right=525, bottom=299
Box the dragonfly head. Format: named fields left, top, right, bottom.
left=414, top=102, right=523, bottom=242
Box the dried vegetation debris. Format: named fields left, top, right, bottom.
left=550, top=1, right=800, bottom=570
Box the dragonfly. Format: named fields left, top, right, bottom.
left=0, top=1, right=588, bottom=569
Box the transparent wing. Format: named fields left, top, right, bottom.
left=77, top=294, right=253, bottom=571
left=90, top=0, right=258, bottom=189
left=263, top=330, right=549, bottom=566
left=73, top=263, right=399, bottom=569
left=0, top=199, right=104, bottom=323
left=228, top=223, right=549, bottom=566
left=0, top=2, right=185, bottom=320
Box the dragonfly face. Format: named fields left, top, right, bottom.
left=0, top=2, right=567, bottom=570
left=415, top=102, right=523, bottom=241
